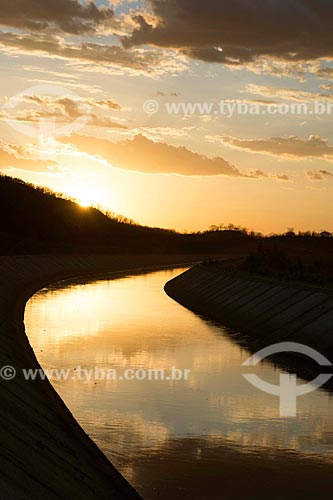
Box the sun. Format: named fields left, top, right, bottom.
left=77, top=197, right=92, bottom=208
left=69, top=184, right=98, bottom=208
left=64, top=178, right=100, bottom=208
left=75, top=190, right=95, bottom=208
left=59, top=175, right=115, bottom=212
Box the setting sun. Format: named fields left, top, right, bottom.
left=71, top=185, right=96, bottom=208
left=65, top=178, right=109, bottom=210
left=77, top=197, right=92, bottom=208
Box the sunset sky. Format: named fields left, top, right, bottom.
left=1, top=0, right=333, bottom=233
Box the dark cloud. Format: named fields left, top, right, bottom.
left=1, top=1, right=332, bottom=72
left=0, top=32, right=181, bottom=74
left=0, top=0, right=116, bottom=35
left=123, top=0, right=333, bottom=65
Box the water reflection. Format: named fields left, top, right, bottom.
left=25, top=268, right=333, bottom=499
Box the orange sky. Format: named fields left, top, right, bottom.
left=0, top=1, right=333, bottom=233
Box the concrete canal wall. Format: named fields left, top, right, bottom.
left=165, top=264, right=333, bottom=351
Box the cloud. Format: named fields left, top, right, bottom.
left=320, top=84, right=333, bottom=91
left=24, top=94, right=122, bottom=111
left=276, top=173, right=290, bottom=181
left=314, top=66, right=333, bottom=79
left=248, top=170, right=289, bottom=180
left=24, top=78, right=104, bottom=94
left=1, top=94, right=127, bottom=130
left=156, top=91, right=179, bottom=97
left=123, top=0, right=333, bottom=66
left=210, top=134, right=333, bottom=160
left=0, top=140, right=56, bottom=171
left=0, top=0, right=116, bottom=35
left=121, top=126, right=195, bottom=141
left=0, top=31, right=186, bottom=75
left=1, top=1, right=333, bottom=77
left=306, top=169, right=333, bottom=180
left=245, top=84, right=333, bottom=103
left=60, top=133, right=251, bottom=176
left=244, top=99, right=278, bottom=106
left=95, top=99, right=122, bottom=111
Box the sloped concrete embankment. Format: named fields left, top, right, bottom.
left=164, top=264, right=333, bottom=351
left=0, top=254, right=201, bottom=500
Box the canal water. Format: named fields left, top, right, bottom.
left=24, top=268, right=333, bottom=499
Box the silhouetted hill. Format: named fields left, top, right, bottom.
left=0, top=175, right=254, bottom=254
left=2, top=175, right=332, bottom=264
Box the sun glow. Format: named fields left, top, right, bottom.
left=74, top=189, right=96, bottom=208
left=66, top=178, right=107, bottom=209
left=77, top=197, right=93, bottom=208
